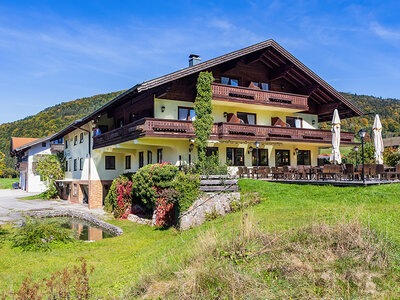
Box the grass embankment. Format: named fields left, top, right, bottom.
left=0, top=178, right=17, bottom=189
left=1, top=180, right=400, bottom=298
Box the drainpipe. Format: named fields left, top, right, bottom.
left=72, top=120, right=92, bottom=204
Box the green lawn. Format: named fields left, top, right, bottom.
left=1, top=180, right=400, bottom=297
left=0, top=178, right=18, bottom=189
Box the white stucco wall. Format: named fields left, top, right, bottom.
left=26, top=142, right=52, bottom=193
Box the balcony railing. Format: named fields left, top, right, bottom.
left=93, top=118, right=355, bottom=149
left=50, top=144, right=64, bottom=153
left=211, top=83, right=309, bottom=110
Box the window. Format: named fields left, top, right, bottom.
left=65, top=140, right=69, bottom=149
left=116, top=118, right=124, bottom=128
left=125, top=155, right=131, bottom=169
left=252, top=82, right=269, bottom=91
left=73, top=184, right=78, bottom=196
left=41, top=142, right=46, bottom=147
left=80, top=133, right=84, bottom=143
left=68, top=159, right=72, bottom=171
left=74, top=136, right=78, bottom=145
left=157, top=149, right=163, bottom=163
left=206, top=147, right=218, bottom=157
left=226, top=148, right=245, bottom=166
left=139, top=152, right=144, bottom=168
left=221, top=77, right=239, bottom=86
left=286, top=117, right=302, bottom=128
left=65, top=160, right=69, bottom=171
left=147, top=151, right=152, bottom=164
left=275, top=150, right=290, bottom=167
left=178, top=107, right=196, bottom=121
left=237, top=112, right=256, bottom=125
left=297, top=150, right=311, bottom=166
left=73, top=159, right=77, bottom=171
left=189, top=154, right=192, bottom=165
left=252, top=149, right=268, bottom=166
left=98, top=125, right=108, bottom=134
left=79, top=158, right=84, bottom=170
left=105, top=156, right=116, bottom=170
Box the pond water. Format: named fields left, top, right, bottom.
left=56, top=217, right=115, bottom=241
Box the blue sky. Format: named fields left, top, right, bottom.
left=1, top=0, right=400, bottom=123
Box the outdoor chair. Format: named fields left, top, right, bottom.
left=375, top=164, right=385, bottom=179
left=237, top=167, right=244, bottom=178
left=384, top=164, right=400, bottom=180
left=296, top=165, right=307, bottom=180
left=243, top=166, right=250, bottom=178
left=343, top=164, right=355, bottom=180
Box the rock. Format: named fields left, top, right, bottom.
left=179, top=192, right=240, bottom=230
left=127, top=213, right=152, bottom=226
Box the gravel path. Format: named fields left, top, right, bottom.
left=0, top=189, right=107, bottom=225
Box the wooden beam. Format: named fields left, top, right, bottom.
left=285, top=72, right=305, bottom=87
left=290, top=68, right=313, bottom=85
left=282, top=74, right=300, bottom=88
left=317, top=102, right=340, bottom=115
left=262, top=53, right=280, bottom=67
left=296, top=83, right=320, bottom=95
left=269, top=64, right=294, bottom=81
left=311, top=91, right=328, bottom=104
left=259, top=57, right=274, bottom=69
left=266, top=49, right=287, bottom=64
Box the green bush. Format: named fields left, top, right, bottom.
left=104, top=173, right=134, bottom=213
left=174, top=172, right=200, bottom=214
left=195, top=154, right=228, bottom=176
left=385, top=150, right=400, bottom=167
left=11, top=218, right=73, bottom=251
left=132, top=163, right=178, bottom=210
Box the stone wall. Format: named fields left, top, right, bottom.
left=179, top=192, right=240, bottom=230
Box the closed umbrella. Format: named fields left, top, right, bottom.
left=330, top=109, right=341, bottom=164
left=373, top=114, right=384, bottom=164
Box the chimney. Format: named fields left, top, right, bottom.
left=188, top=54, right=201, bottom=67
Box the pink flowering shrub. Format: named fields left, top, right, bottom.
left=154, top=197, right=175, bottom=227
left=113, top=177, right=133, bottom=219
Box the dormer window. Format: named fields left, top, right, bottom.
left=251, top=82, right=269, bottom=91
left=221, top=77, right=239, bottom=86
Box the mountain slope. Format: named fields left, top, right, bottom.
left=1, top=90, right=399, bottom=168
left=1, top=91, right=124, bottom=167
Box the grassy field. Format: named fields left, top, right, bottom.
left=0, top=178, right=17, bottom=189
left=1, top=180, right=400, bottom=298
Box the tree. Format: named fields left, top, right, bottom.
left=0, top=151, right=5, bottom=177
left=35, top=154, right=64, bottom=199
left=193, top=71, right=214, bottom=163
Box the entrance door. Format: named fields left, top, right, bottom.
left=275, top=150, right=290, bottom=167
left=81, top=185, right=89, bottom=204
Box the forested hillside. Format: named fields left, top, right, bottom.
left=1, top=90, right=399, bottom=168
left=0, top=91, right=124, bottom=167
left=320, top=93, right=400, bottom=135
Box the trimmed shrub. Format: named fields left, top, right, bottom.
left=11, top=218, right=73, bottom=251
left=174, top=172, right=200, bottom=214
left=104, top=173, right=134, bottom=213
left=132, top=163, right=178, bottom=210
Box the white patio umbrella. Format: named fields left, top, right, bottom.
left=330, top=109, right=341, bottom=164
left=373, top=114, right=384, bottom=164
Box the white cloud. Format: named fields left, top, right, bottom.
left=370, top=22, right=400, bottom=41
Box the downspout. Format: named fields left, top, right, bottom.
left=72, top=121, right=92, bottom=204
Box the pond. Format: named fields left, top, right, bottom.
left=56, top=217, right=115, bottom=241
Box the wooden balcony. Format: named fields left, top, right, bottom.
left=211, top=83, right=309, bottom=110
left=93, top=118, right=355, bottom=149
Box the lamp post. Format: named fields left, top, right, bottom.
left=255, top=141, right=260, bottom=179
left=354, top=145, right=359, bottom=168
left=358, top=129, right=366, bottom=183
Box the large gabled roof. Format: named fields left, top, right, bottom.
left=52, top=39, right=363, bottom=140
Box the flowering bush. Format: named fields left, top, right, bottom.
left=104, top=173, right=134, bottom=218
left=132, top=163, right=178, bottom=210
left=154, top=197, right=175, bottom=227
left=113, top=177, right=133, bottom=219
